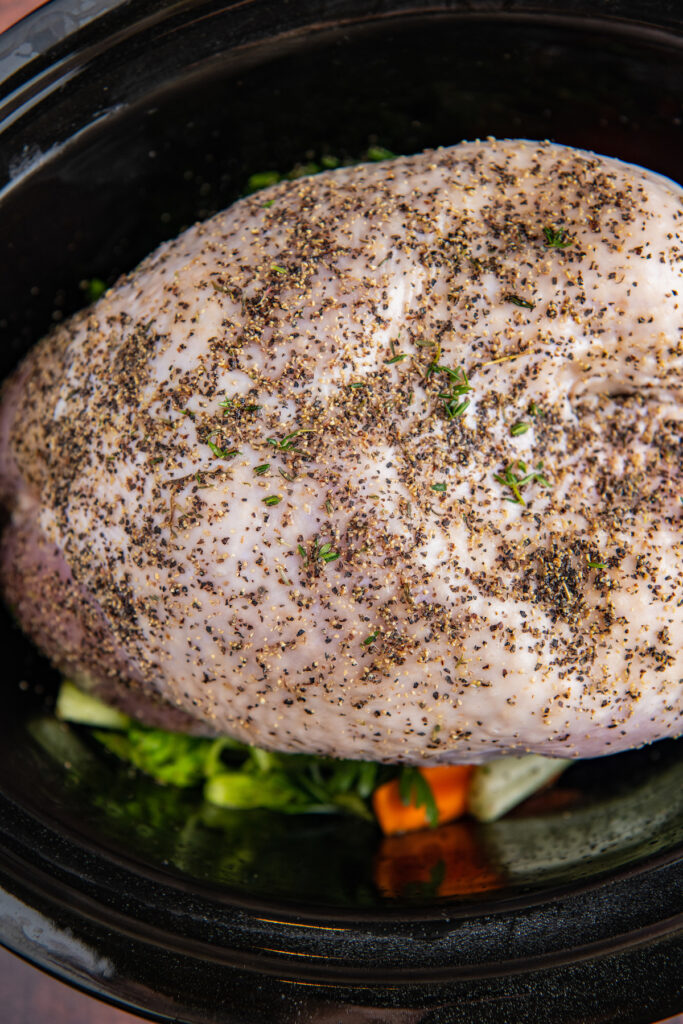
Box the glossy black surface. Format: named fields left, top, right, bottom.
left=0, top=2, right=681, bottom=1021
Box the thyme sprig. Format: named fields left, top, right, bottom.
left=220, top=395, right=261, bottom=414
left=298, top=537, right=340, bottom=567
left=398, top=767, right=439, bottom=827
left=543, top=225, right=573, bottom=249
left=494, top=459, right=550, bottom=505
left=206, top=432, right=241, bottom=460
left=505, top=294, right=535, bottom=310
left=267, top=429, right=315, bottom=452
left=510, top=422, right=530, bottom=436
left=428, top=363, right=473, bottom=420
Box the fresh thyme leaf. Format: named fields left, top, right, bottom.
left=206, top=433, right=241, bottom=460
left=587, top=558, right=607, bottom=569
left=366, top=145, right=396, bottom=161
left=314, top=538, right=340, bottom=564
left=254, top=463, right=270, bottom=475
left=150, top=456, right=163, bottom=465
left=297, top=544, right=307, bottom=562
left=510, top=422, right=530, bottom=436
left=431, top=482, right=447, bottom=492
left=543, top=225, right=573, bottom=249
left=398, top=767, right=439, bottom=828
left=325, top=499, right=333, bottom=515
left=348, top=382, right=366, bottom=389
left=441, top=396, right=470, bottom=419
left=494, top=460, right=551, bottom=505
left=385, top=354, right=407, bottom=364
left=246, top=170, right=280, bottom=192
left=267, top=429, right=315, bottom=451
left=84, top=278, right=107, bottom=303
left=271, top=264, right=287, bottom=275
left=506, top=294, right=535, bottom=310
left=528, top=401, right=541, bottom=417
left=279, top=468, right=296, bottom=481
left=429, top=364, right=473, bottom=420
left=262, top=495, right=282, bottom=506
left=363, top=629, right=379, bottom=646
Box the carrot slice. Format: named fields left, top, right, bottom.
left=372, top=764, right=474, bottom=836
left=373, top=820, right=503, bottom=898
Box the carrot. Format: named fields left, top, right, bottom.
left=373, top=820, right=503, bottom=898
left=372, top=764, right=474, bottom=836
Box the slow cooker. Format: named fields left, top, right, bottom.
left=0, top=2, right=681, bottom=1021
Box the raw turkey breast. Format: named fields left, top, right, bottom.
left=0, top=139, right=681, bottom=762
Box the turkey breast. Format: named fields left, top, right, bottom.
left=0, top=139, right=681, bottom=762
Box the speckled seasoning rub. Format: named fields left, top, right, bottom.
left=0, top=139, right=681, bottom=764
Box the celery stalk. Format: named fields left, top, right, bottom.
left=467, top=755, right=572, bottom=823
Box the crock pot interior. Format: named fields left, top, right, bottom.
left=0, top=3, right=681, bottom=1021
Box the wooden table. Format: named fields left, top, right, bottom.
left=0, top=944, right=140, bottom=1023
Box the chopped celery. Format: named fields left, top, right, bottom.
left=467, top=755, right=572, bottom=823
left=56, top=679, right=131, bottom=730
left=93, top=727, right=232, bottom=788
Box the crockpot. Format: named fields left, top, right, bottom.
left=0, top=2, right=681, bottom=1021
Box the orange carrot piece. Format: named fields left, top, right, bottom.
left=373, top=820, right=503, bottom=898
left=372, top=764, right=474, bottom=836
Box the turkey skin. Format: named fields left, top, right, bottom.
left=0, top=139, right=681, bottom=762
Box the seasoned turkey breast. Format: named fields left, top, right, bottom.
left=0, top=139, right=681, bottom=762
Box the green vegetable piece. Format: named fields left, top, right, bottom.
left=204, top=770, right=310, bottom=811
left=246, top=171, right=281, bottom=192
left=84, top=278, right=107, bottom=303
left=366, top=145, right=396, bottom=162
left=467, top=754, right=572, bottom=823
left=93, top=727, right=228, bottom=788
left=56, top=679, right=131, bottom=730
left=286, top=161, right=320, bottom=180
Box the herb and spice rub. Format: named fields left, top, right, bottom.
left=0, top=139, right=681, bottom=762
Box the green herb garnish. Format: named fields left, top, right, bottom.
left=398, top=766, right=439, bottom=828
left=494, top=459, right=550, bottom=505
left=385, top=354, right=407, bottom=364
left=366, top=145, right=396, bottom=162
left=254, top=463, right=270, bottom=475
left=510, top=422, right=530, bottom=436
left=543, top=225, right=572, bottom=249
left=315, top=539, right=340, bottom=564
left=84, top=278, right=107, bottom=303
left=363, top=630, right=380, bottom=646
left=429, top=364, right=473, bottom=420
left=587, top=558, right=607, bottom=569
left=246, top=170, right=280, bottom=192
left=271, top=264, right=287, bottom=275
left=267, top=429, right=314, bottom=452
left=206, top=433, right=240, bottom=460
left=506, top=294, right=535, bottom=310
left=431, top=482, right=447, bottom=492
left=263, top=495, right=282, bottom=506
